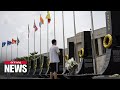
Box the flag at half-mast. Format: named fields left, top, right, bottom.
left=46, top=11, right=51, bottom=23
left=17, top=37, right=20, bottom=45
left=7, top=41, right=12, bottom=46
left=2, top=42, right=6, bottom=47
left=39, top=15, right=44, bottom=27
left=33, top=20, right=38, bottom=32
left=12, top=38, right=16, bottom=44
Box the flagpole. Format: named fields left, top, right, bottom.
left=47, top=17, right=49, bottom=57
left=54, top=11, right=56, bottom=39
left=17, top=44, right=18, bottom=58
left=17, top=37, right=18, bottom=58
left=28, top=24, right=29, bottom=65
left=62, top=11, right=65, bottom=72
left=90, top=11, right=97, bottom=74
left=11, top=44, right=12, bottom=61
left=34, top=21, right=36, bottom=60
left=40, top=15, right=42, bottom=61
left=73, top=11, right=77, bottom=61
left=33, top=22, right=36, bottom=74
left=5, top=44, right=8, bottom=79
left=6, top=46, right=7, bottom=60
left=1, top=47, right=2, bottom=61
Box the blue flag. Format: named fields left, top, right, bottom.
left=2, top=42, right=6, bottom=47
left=7, top=41, right=12, bottom=46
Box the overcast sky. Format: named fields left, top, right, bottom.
left=0, top=11, right=106, bottom=61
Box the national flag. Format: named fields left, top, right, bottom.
left=17, top=37, right=20, bottom=46
left=46, top=11, right=51, bottom=23
left=40, top=15, right=44, bottom=24
left=12, top=38, right=16, bottom=44
left=7, top=41, right=12, bottom=46
left=39, top=15, right=44, bottom=27
left=2, top=42, right=6, bottom=47
left=33, top=20, right=38, bottom=32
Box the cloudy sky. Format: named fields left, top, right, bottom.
left=0, top=11, right=106, bottom=61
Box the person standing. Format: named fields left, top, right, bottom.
left=49, top=39, right=60, bottom=79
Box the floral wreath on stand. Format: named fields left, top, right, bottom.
left=65, top=58, right=78, bottom=75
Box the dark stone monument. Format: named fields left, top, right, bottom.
left=69, top=42, right=74, bottom=59
left=101, top=11, right=120, bottom=75
left=76, top=31, right=94, bottom=74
